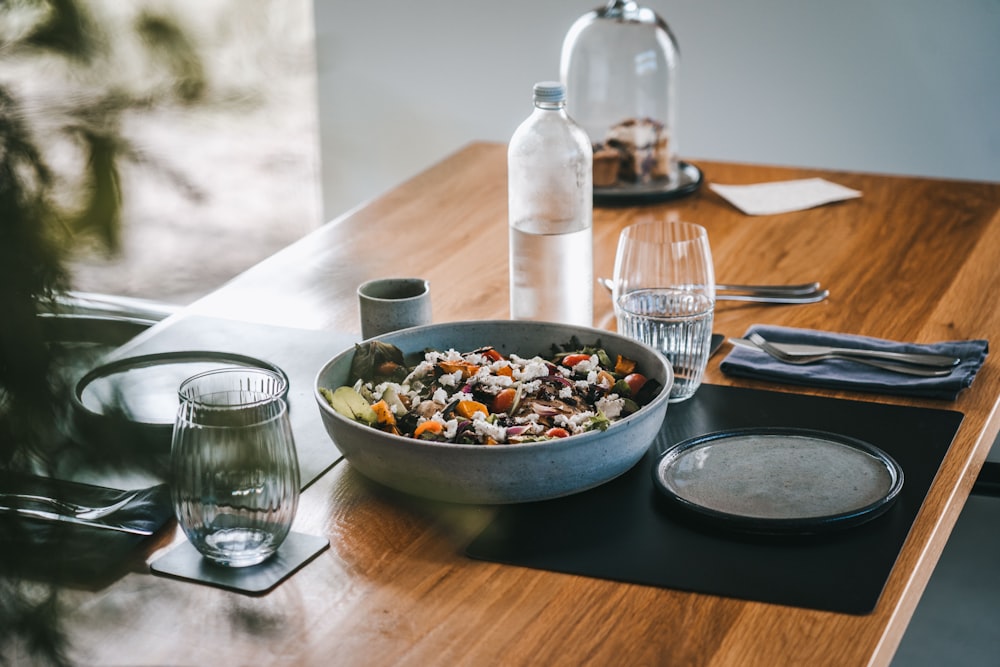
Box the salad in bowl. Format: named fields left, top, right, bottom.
left=313, top=320, right=673, bottom=504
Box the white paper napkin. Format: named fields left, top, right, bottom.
left=709, top=178, right=862, bottom=216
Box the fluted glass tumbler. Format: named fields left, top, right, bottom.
left=613, top=220, right=715, bottom=402
left=170, top=368, right=300, bottom=567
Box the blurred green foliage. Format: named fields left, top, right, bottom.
left=1, top=1, right=209, bottom=664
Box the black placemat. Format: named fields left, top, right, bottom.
left=465, top=384, right=964, bottom=615
left=0, top=472, right=172, bottom=585
left=150, top=532, right=329, bottom=595
left=98, top=315, right=358, bottom=489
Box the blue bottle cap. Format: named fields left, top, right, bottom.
left=533, top=81, right=566, bottom=103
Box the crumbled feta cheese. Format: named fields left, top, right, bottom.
left=520, top=379, right=542, bottom=395
left=466, top=351, right=491, bottom=365
left=477, top=372, right=513, bottom=389
left=472, top=419, right=506, bottom=442
left=572, top=355, right=599, bottom=374
left=371, top=381, right=399, bottom=400
left=553, top=411, right=595, bottom=434
left=558, top=385, right=574, bottom=399
left=437, top=370, right=463, bottom=387
left=512, top=355, right=549, bottom=381
left=596, top=395, right=625, bottom=419
left=405, top=360, right=435, bottom=383
left=432, top=387, right=449, bottom=404
left=523, top=421, right=545, bottom=435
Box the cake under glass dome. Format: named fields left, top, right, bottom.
left=561, top=1, right=696, bottom=203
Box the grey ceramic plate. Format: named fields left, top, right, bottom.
left=652, top=427, right=904, bottom=534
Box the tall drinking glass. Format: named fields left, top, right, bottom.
left=613, top=220, right=715, bottom=402
left=170, top=368, right=299, bottom=567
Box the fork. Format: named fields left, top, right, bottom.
left=0, top=491, right=139, bottom=520
left=747, top=333, right=953, bottom=377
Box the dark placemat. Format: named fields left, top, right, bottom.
left=99, top=315, right=358, bottom=489
left=0, top=472, right=172, bottom=585
left=465, top=384, right=963, bottom=615
left=150, top=532, right=329, bottom=595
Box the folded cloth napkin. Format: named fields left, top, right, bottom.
left=720, top=325, right=989, bottom=400
left=0, top=471, right=172, bottom=581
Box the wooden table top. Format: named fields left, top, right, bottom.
left=54, top=142, right=1000, bottom=666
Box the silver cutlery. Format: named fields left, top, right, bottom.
left=0, top=505, right=153, bottom=535
left=0, top=491, right=139, bottom=520
left=709, top=290, right=830, bottom=304
left=597, top=277, right=829, bottom=304
left=734, top=334, right=955, bottom=377
left=734, top=335, right=961, bottom=368
left=716, top=281, right=821, bottom=295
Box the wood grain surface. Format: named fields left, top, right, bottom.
left=45, top=142, right=1000, bottom=666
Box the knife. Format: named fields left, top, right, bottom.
left=728, top=338, right=961, bottom=368
left=714, top=290, right=830, bottom=304
left=597, top=277, right=829, bottom=304
left=0, top=505, right=155, bottom=535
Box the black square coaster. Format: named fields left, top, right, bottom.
left=150, top=532, right=329, bottom=595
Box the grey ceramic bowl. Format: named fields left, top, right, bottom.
left=313, top=320, right=673, bottom=504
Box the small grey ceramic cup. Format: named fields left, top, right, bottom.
left=358, top=278, right=432, bottom=339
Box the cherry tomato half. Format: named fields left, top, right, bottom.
left=479, top=347, right=504, bottom=362
left=493, top=388, right=517, bottom=414
left=560, top=353, right=592, bottom=368
left=623, top=373, right=647, bottom=395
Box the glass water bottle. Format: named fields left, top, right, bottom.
left=508, top=81, right=594, bottom=326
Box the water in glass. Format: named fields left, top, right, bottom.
left=616, top=288, right=713, bottom=402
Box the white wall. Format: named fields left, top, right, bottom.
left=314, top=0, right=1000, bottom=222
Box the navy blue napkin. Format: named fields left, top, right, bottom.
left=720, top=325, right=989, bottom=400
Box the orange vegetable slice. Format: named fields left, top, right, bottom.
left=614, top=354, right=637, bottom=375
left=414, top=420, right=444, bottom=438
left=438, top=360, right=480, bottom=378
left=455, top=400, right=489, bottom=419
left=371, top=399, right=396, bottom=426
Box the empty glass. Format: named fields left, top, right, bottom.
left=613, top=220, right=715, bottom=402
left=170, top=368, right=299, bottom=567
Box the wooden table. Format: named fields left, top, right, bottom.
left=52, top=143, right=1000, bottom=665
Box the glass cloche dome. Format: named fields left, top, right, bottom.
left=561, top=1, right=693, bottom=203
